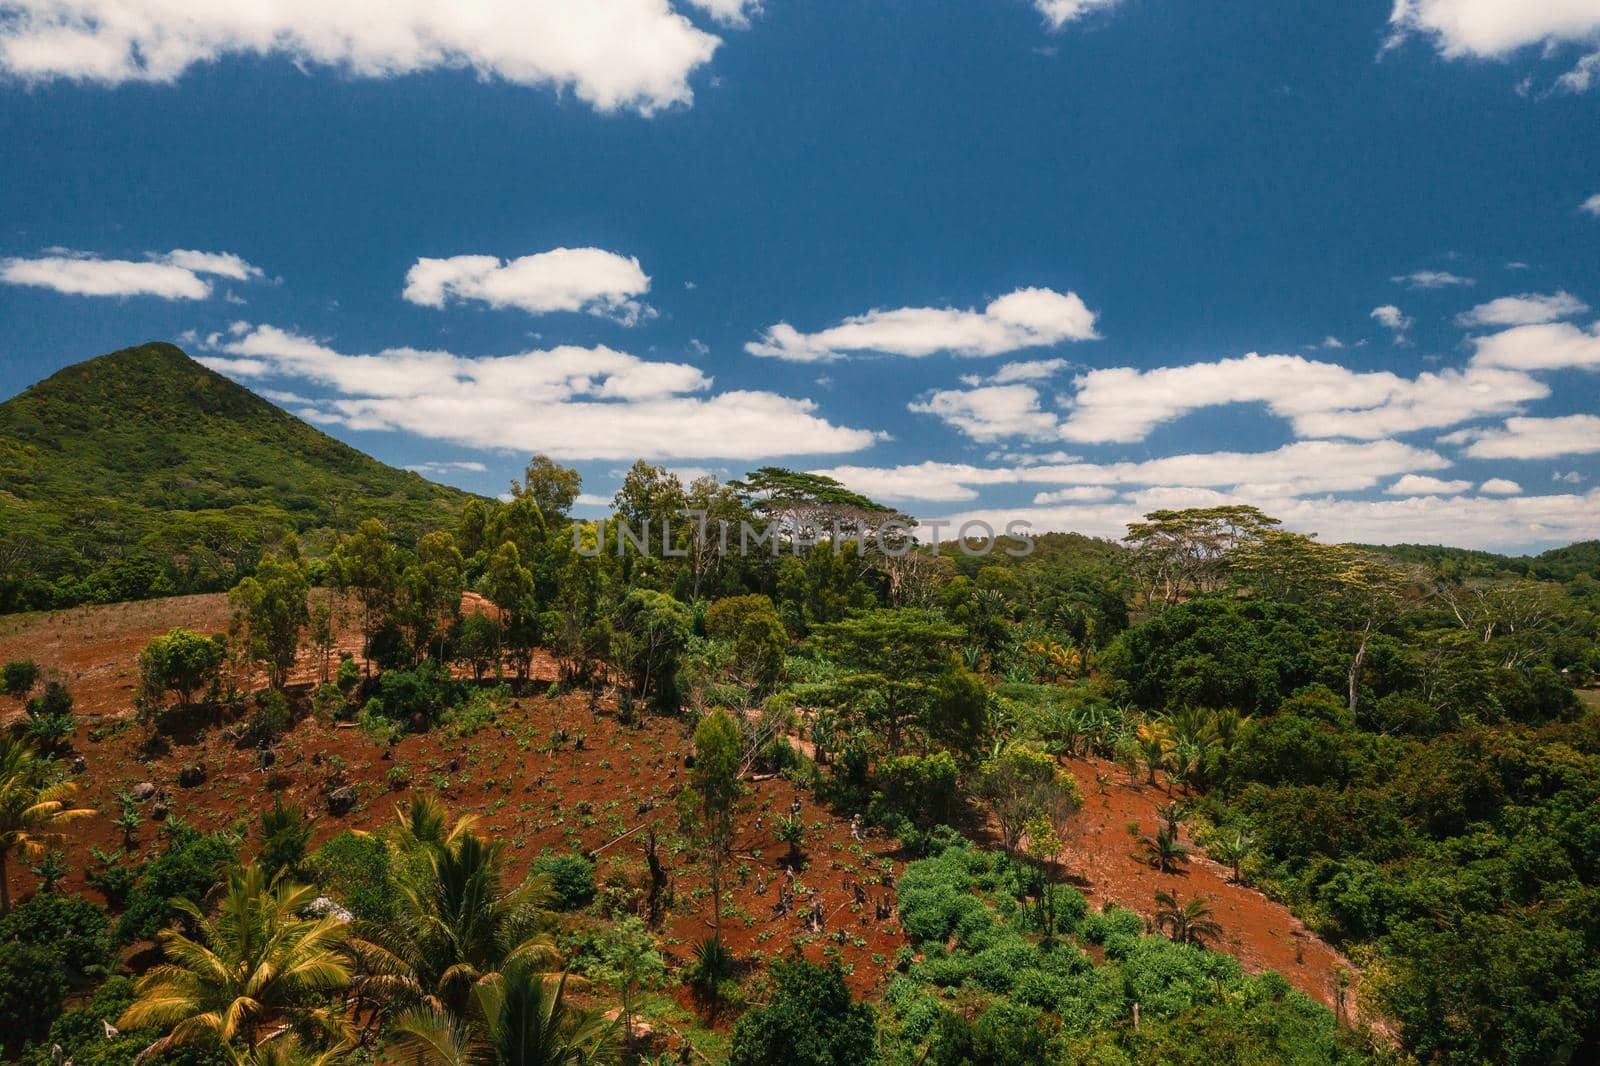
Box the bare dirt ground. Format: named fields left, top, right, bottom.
left=0, top=592, right=1367, bottom=1023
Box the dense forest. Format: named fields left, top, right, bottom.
left=1, top=453, right=1597, bottom=1065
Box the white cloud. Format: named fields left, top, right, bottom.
left=921, top=487, right=1600, bottom=553
left=746, top=286, right=1100, bottom=362
left=1370, top=304, right=1413, bottom=337
left=1033, top=0, right=1125, bottom=31
left=0, top=0, right=723, bottom=115
left=816, top=439, right=1449, bottom=503
left=1479, top=478, right=1522, bottom=494
left=684, top=0, right=760, bottom=26
left=0, top=247, right=262, bottom=299
left=1031, top=485, right=1118, bottom=504
left=1386, top=473, right=1472, bottom=495
left=198, top=324, right=882, bottom=461
left=403, top=248, right=653, bottom=324
left=1468, top=320, right=1600, bottom=371
left=990, top=358, right=1069, bottom=383
left=1442, top=414, right=1600, bottom=459
left=1455, top=290, right=1589, bottom=327
left=404, top=461, right=488, bottom=475
left=1554, top=470, right=1586, bottom=484
left=1583, top=194, right=1600, bottom=217
left=1393, top=270, right=1474, bottom=289
left=1057, top=353, right=1545, bottom=443
left=1388, top=1, right=1600, bottom=92
left=909, top=384, right=1059, bottom=442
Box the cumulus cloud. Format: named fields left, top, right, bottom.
left=1479, top=478, right=1522, bottom=494
left=684, top=0, right=760, bottom=26
left=1467, top=320, right=1600, bottom=371
left=404, top=461, right=488, bottom=475
left=1370, top=304, right=1413, bottom=338
left=0, top=0, right=724, bottom=115
left=1386, top=473, right=1471, bottom=495
left=1055, top=353, right=1546, bottom=443
left=0, top=248, right=263, bottom=299
left=197, top=324, right=881, bottom=461
left=746, top=287, right=1099, bottom=362
left=1441, top=414, right=1600, bottom=459
left=815, top=439, right=1449, bottom=503
left=1033, top=0, right=1125, bottom=30
left=1583, top=194, right=1600, bottom=217
left=1388, top=1, right=1600, bottom=91
left=1393, top=270, right=1474, bottom=289
left=1455, top=290, right=1589, bottom=327
left=908, top=385, right=1058, bottom=442
left=1031, top=485, right=1119, bottom=504
left=919, top=487, right=1600, bottom=553
left=403, top=249, right=653, bottom=324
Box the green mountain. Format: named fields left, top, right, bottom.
left=0, top=342, right=477, bottom=612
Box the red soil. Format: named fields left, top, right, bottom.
left=0, top=592, right=1373, bottom=1026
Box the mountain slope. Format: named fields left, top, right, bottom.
left=0, top=342, right=476, bottom=612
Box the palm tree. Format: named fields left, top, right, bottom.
left=120, top=862, right=352, bottom=1058
left=392, top=794, right=477, bottom=852
left=394, top=966, right=616, bottom=1066
left=228, top=1037, right=352, bottom=1066
left=1138, top=823, right=1189, bottom=873
left=351, top=821, right=560, bottom=1021
left=0, top=734, right=92, bottom=914
left=1208, top=828, right=1254, bottom=883
left=1153, top=890, right=1223, bottom=947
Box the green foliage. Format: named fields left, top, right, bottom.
left=23, top=680, right=76, bottom=750
left=0, top=890, right=109, bottom=974
left=137, top=628, right=223, bottom=709
left=730, top=958, right=880, bottom=1066
left=705, top=593, right=788, bottom=695
left=532, top=852, right=596, bottom=911
left=0, top=343, right=469, bottom=613
left=114, top=824, right=236, bottom=943
left=256, top=798, right=314, bottom=879
left=0, top=941, right=69, bottom=1048
left=875, top=750, right=960, bottom=828
left=304, top=830, right=397, bottom=922
left=1, top=659, right=40, bottom=699
left=1103, top=597, right=1338, bottom=714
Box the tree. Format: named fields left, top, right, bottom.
left=704, top=594, right=787, bottom=697
left=119, top=862, right=351, bottom=1056
left=1124, top=505, right=1279, bottom=605
left=0, top=736, right=91, bottom=914
left=399, top=531, right=466, bottom=664
left=589, top=916, right=665, bottom=1049
left=1, top=660, right=39, bottom=704
left=1139, top=823, right=1189, bottom=873
left=683, top=711, right=741, bottom=946
left=729, top=958, right=878, bottom=1066
left=329, top=519, right=398, bottom=676
left=308, top=600, right=338, bottom=684
left=456, top=612, right=501, bottom=681
left=511, top=454, right=583, bottom=524
left=972, top=746, right=1081, bottom=862
left=138, top=628, right=225, bottom=709
left=354, top=821, right=561, bottom=1020
left=611, top=589, right=691, bottom=712
left=1153, top=890, right=1223, bottom=947
left=230, top=552, right=311, bottom=690
left=810, top=609, right=965, bottom=755
left=1208, top=827, right=1254, bottom=883
left=393, top=966, right=616, bottom=1066
left=483, top=541, right=536, bottom=683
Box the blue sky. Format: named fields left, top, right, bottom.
left=1, top=0, right=1597, bottom=551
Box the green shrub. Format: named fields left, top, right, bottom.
left=115, top=825, right=235, bottom=943
left=0, top=942, right=68, bottom=1048
left=875, top=751, right=960, bottom=827
left=533, top=852, right=596, bottom=911
left=0, top=891, right=109, bottom=975
left=305, top=830, right=397, bottom=922
left=730, top=958, right=879, bottom=1066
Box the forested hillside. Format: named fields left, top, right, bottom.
left=0, top=343, right=473, bottom=613
left=3, top=459, right=1597, bottom=1065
